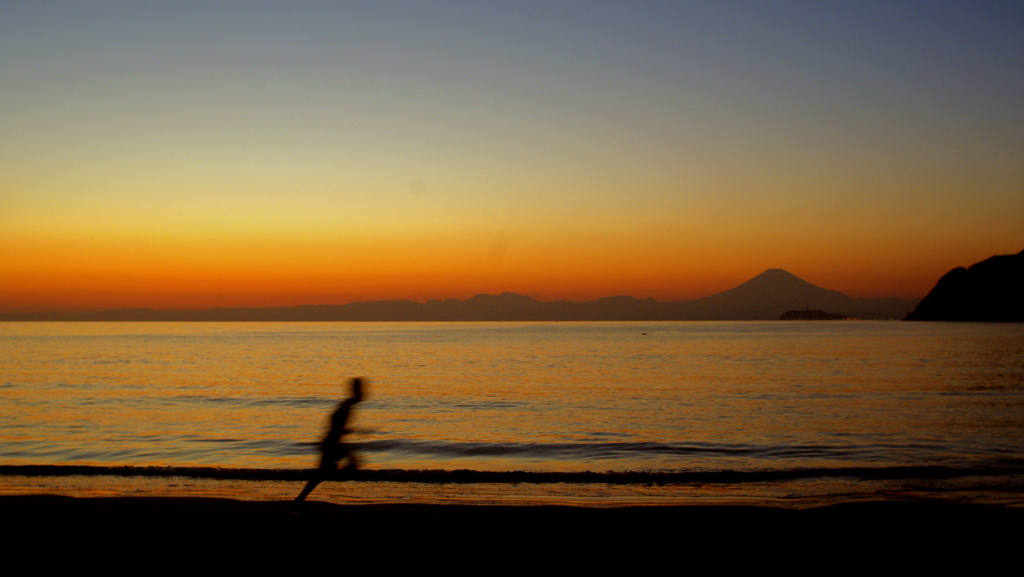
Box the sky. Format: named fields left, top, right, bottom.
left=2, top=1, right=1022, bottom=312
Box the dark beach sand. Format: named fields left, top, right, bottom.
left=4, top=469, right=1022, bottom=562
left=4, top=495, right=1020, bottom=553
left=4, top=496, right=1022, bottom=572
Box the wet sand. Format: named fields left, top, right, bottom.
left=7, top=463, right=1012, bottom=484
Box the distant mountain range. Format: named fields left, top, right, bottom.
left=905, top=249, right=1023, bottom=322
left=1, top=269, right=918, bottom=321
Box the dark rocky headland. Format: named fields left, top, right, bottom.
left=905, top=249, right=1024, bottom=322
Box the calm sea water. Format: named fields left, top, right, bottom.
left=3, top=321, right=1023, bottom=481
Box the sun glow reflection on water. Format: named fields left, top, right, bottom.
left=1, top=321, right=1023, bottom=474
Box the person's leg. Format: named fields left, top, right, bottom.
left=295, top=455, right=334, bottom=502
left=294, top=476, right=321, bottom=502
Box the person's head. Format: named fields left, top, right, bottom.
left=349, top=377, right=364, bottom=402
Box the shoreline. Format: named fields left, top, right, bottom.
left=5, top=493, right=1020, bottom=521
left=5, top=467, right=1024, bottom=509
left=4, top=463, right=1017, bottom=483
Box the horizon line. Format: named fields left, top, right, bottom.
left=0, top=268, right=927, bottom=316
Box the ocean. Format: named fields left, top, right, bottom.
left=2, top=321, right=1023, bottom=505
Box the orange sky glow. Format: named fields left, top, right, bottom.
left=2, top=4, right=1022, bottom=312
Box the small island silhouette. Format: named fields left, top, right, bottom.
left=779, top=310, right=850, bottom=321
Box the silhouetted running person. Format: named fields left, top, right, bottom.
left=295, top=377, right=364, bottom=503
